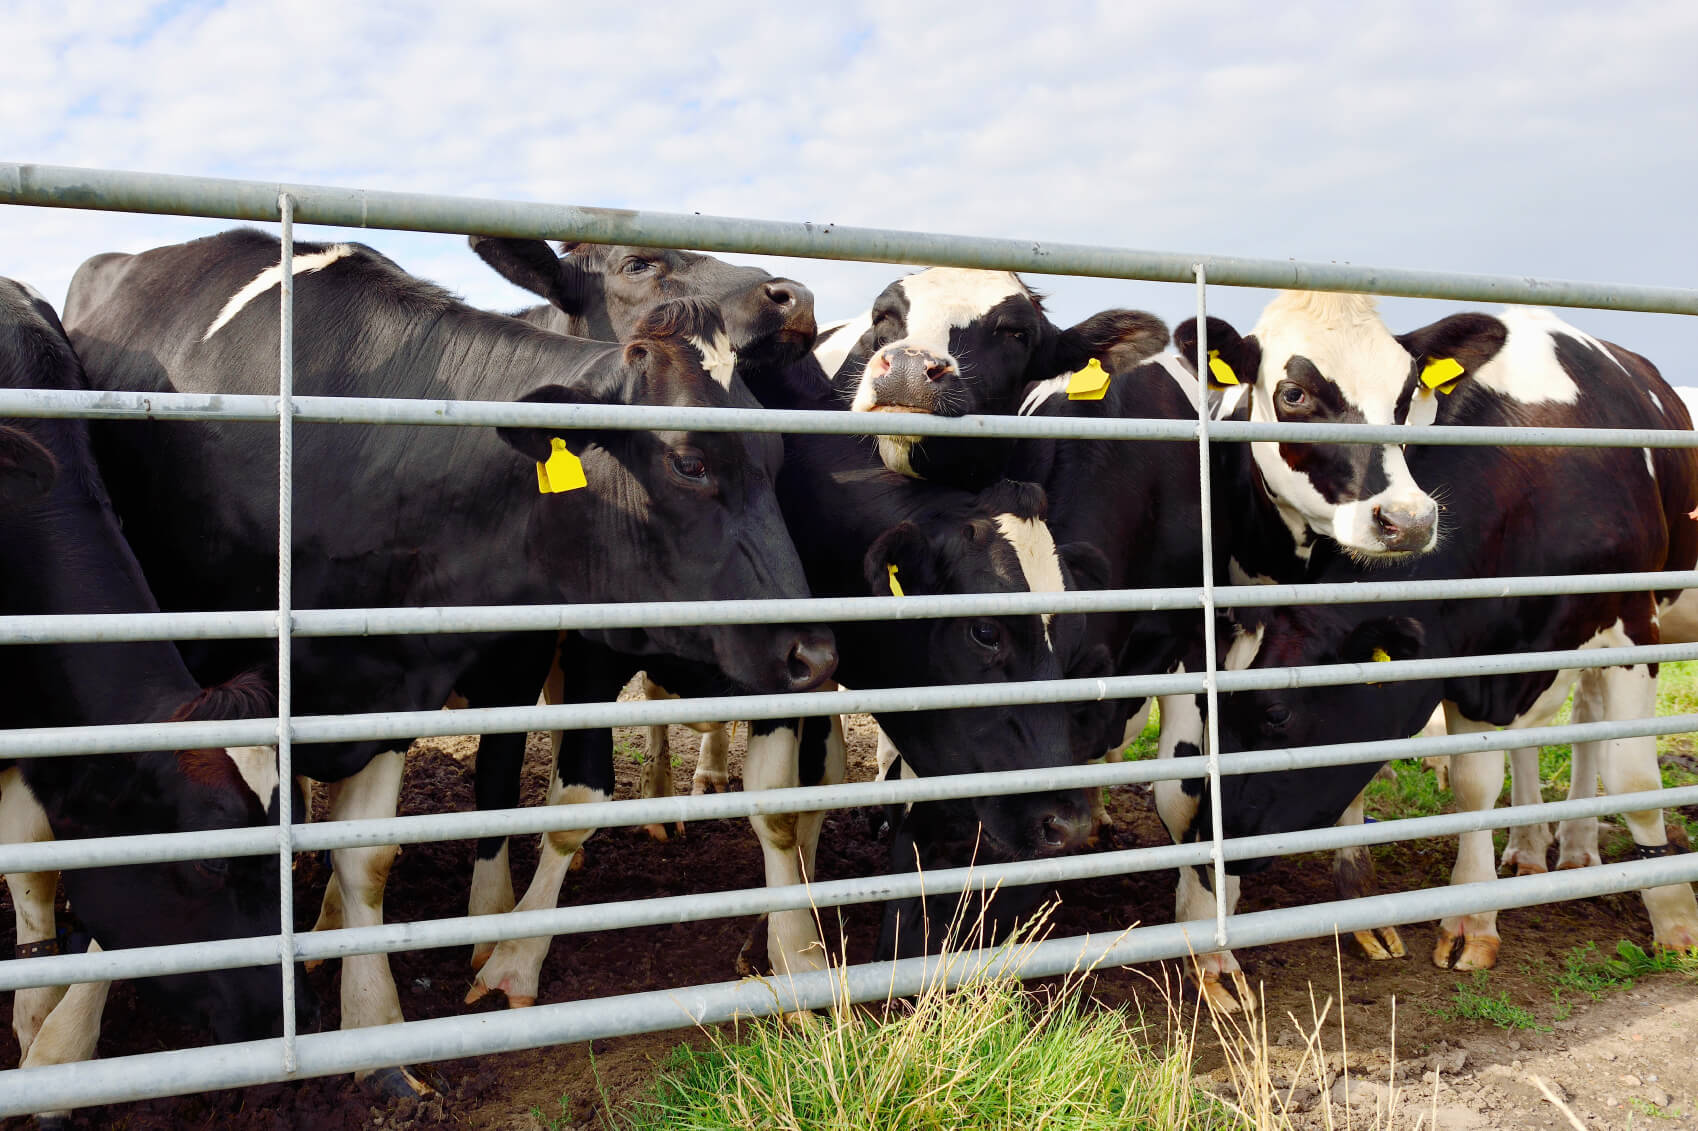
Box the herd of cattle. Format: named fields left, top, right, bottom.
left=2, top=226, right=1696, bottom=1121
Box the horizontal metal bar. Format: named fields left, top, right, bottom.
left=5, top=638, right=1698, bottom=760
left=4, top=780, right=1692, bottom=993
left=2, top=386, right=1698, bottom=451
left=5, top=851, right=1694, bottom=1117
left=4, top=701, right=1693, bottom=877
left=7, top=163, right=1698, bottom=313
left=5, top=567, right=1698, bottom=646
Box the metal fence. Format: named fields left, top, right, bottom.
left=3, top=161, right=1698, bottom=1116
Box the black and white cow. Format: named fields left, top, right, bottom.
left=835, top=268, right=1168, bottom=487
left=0, top=277, right=303, bottom=1124
left=61, top=229, right=835, bottom=1096
left=1210, top=306, right=1698, bottom=974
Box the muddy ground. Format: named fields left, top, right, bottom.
left=4, top=704, right=1697, bottom=1130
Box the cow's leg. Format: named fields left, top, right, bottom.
left=316, top=749, right=428, bottom=1096
left=692, top=724, right=731, bottom=795
left=1501, top=746, right=1555, bottom=875
left=744, top=719, right=828, bottom=978
left=1435, top=710, right=1505, bottom=971
left=1, top=768, right=66, bottom=1059
left=1334, top=786, right=1405, bottom=959
left=636, top=675, right=685, bottom=841
left=21, top=941, right=108, bottom=1128
left=1556, top=682, right=1603, bottom=870
left=466, top=725, right=612, bottom=1009
left=1151, top=689, right=1252, bottom=1012
left=1588, top=662, right=1698, bottom=949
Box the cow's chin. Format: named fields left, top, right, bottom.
left=865, top=403, right=934, bottom=414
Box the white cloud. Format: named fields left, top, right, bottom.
left=4, top=0, right=1696, bottom=375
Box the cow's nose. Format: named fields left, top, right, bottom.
left=1040, top=808, right=1093, bottom=851
left=763, top=282, right=797, bottom=311
left=784, top=629, right=838, bottom=691
left=1372, top=499, right=1437, bottom=551
left=889, top=348, right=955, bottom=383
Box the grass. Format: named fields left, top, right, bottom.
left=1550, top=939, right=1698, bottom=1005
left=1427, top=970, right=1550, bottom=1033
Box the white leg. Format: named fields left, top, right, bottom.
left=1176, top=863, right=1247, bottom=1012
left=1501, top=747, right=1554, bottom=875
left=466, top=840, right=517, bottom=972
left=465, top=770, right=600, bottom=1009
left=1334, top=787, right=1405, bottom=960
left=1588, top=663, right=1698, bottom=948
left=1, top=768, right=66, bottom=1059
left=692, top=724, right=731, bottom=794
left=322, top=751, right=408, bottom=1036
left=1436, top=708, right=1505, bottom=970
left=1558, top=679, right=1604, bottom=870
left=21, top=940, right=109, bottom=1125
left=744, top=724, right=827, bottom=978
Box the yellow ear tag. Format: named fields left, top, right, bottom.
left=886, top=563, right=906, bottom=597
left=1065, top=357, right=1110, bottom=401
left=536, top=437, right=587, bottom=494
left=1370, top=647, right=1391, bottom=663
left=1206, top=349, right=1238, bottom=386
left=1420, top=357, right=1465, bottom=395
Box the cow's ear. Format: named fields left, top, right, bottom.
left=865, top=522, right=939, bottom=597
left=469, top=236, right=590, bottom=316
left=1059, top=540, right=1110, bottom=591
left=1054, top=310, right=1169, bottom=375
left=974, top=479, right=1048, bottom=522
left=1342, top=616, right=1425, bottom=665
left=1395, top=313, right=1507, bottom=395
left=1173, top=316, right=1260, bottom=389
left=0, top=426, right=55, bottom=505
left=496, top=384, right=610, bottom=465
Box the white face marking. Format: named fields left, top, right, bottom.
left=202, top=244, right=354, bottom=341
left=814, top=312, right=871, bottom=380
left=1248, top=291, right=1436, bottom=556
left=993, top=512, right=1065, bottom=647
left=1018, top=373, right=1069, bottom=416
left=1647, top=388, right=1664, bottom=414
left=686, top=330, right=736, bottom=390
left=1645, top=449, right=1657, bottom=480
left=852, top=268, right=1030, bottom=412
left=225, top=745, right=280, bottom=808
left=1223, top=623, right=1266, bottom=672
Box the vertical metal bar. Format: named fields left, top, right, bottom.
left=276, top=192, right=299, bottom=1074
left=1192, top=264, right=1229, bottom=948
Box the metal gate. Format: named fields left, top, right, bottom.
left=2, top=161, right=1697, bottom=1115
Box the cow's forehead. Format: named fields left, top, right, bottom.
left=890, top=268, right=1032, bottom=329
left=1252, top=291, right=1412, bottom=415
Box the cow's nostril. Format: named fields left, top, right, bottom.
left=764, top=283, right=794, bottom=310
left=1372, top=505, right=1399, bottom=535
left=924, top=360, right=952, bottom=382
left=785, top=633, right=838, bottom=691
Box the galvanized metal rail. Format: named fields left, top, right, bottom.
left=1, top=162, right=1694, bottom=1116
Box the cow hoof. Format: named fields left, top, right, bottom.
left=470, top=944, right=493, bottom=972
left=464, top=978, right=493, bottom=1006
left=1501, top=849, right=1549, bottom=876
left=360, top=1065, right=439, bottom=1101
left=1353, top=926, right=1406, bottom=960
left=1556, top=851, right=1601, bottom=871
left=736, top=914, right=770, bottom=978
left=568, top=848, right=585, bottom=873
left=1432, top=929, right=1461, bottom=969
left=691, top=776, right=727, bottom=795
left=506, top=994, right=536, bottom=1009
left=1653, top=925, right=1698, bottom=951
left=1454, top=937, right=1500, bottom=970
left=643, top=823, right=671, bottom=843
left=1197, top=974, right=1241, bottom=1015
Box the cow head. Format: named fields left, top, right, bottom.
left=499, top=298, right=835, bottom=694
left=1206, top=606, right=1431, bottom=870
left=1175, top=293, right=1438, bottom=558
left=859, top=481, right=1102, bottom=862
left=844, top=268, right=1167, bottom=477
left=469, top=236, right=816, bottom=367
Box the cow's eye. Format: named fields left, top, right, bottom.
left=622, top=258, right=654, bottom=277
left=1001, top=326, right=1028, bottom=344
left=193, top=858, right=230, bottom=883
left=1265, top=703, right=1291, bottom=727
left=969, top=619, right=1002, bottom=650
left=1277, top=384, right=1310, bottom=411
left=669, top=452, right=708, bottom=482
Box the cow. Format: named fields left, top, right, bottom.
left=1209, top=306, right=1698, bottom=977
left=837, top=267, right=1168, bottom=487
left=0, top=276, right=303, bottom=1126
left=61, top=229, right=835, bottom=1098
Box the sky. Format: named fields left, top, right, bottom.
left=6, top=0, right=1697, bottom=377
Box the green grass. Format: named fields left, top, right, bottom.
left=1550, top=939, right=1698, bottom=1004
left=1428, top=970, right=1549, bottom=1033
left=1119, top=701, right=1162, bottom=761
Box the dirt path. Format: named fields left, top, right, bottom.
left=3, top=704, right=1694, bottom=1129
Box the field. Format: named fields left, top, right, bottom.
left=3, top=666, right=1698, bottom=1129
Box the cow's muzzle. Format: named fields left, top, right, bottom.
left=1370, top=497, right=1437, bottom=552
left=785, top=628, right=838, bottom=691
